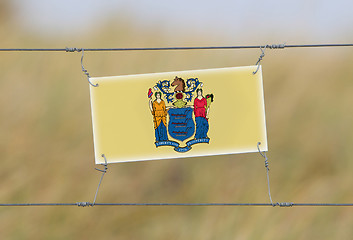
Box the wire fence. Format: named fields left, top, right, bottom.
left=1, top=42, right=353, bottom=207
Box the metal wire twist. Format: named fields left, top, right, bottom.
left=76, top=202, right=92, bottom=207
left=65, top=47, right=82, bottom=52
left=266, top=44, right=286, bottom=49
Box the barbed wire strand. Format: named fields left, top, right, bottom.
left=0, top=203, right=353, bottom=207
left=0, top=43, right=352, bottom=52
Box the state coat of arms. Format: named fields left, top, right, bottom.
left=148, top=76, right=214, bottom=152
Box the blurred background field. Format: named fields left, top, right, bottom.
left=1, top=0, right=353, bottom=239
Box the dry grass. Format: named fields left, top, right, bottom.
left=1, top=12, right=353, bottom=240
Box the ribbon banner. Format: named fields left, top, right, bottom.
left=90, top=66, right=267, bottom=164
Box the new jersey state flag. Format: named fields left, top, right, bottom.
left=89, top=66, right=268, bottom=164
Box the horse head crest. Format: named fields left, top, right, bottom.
left=171, top=76, right=186, bottom=92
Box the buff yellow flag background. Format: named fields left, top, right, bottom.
left=90, top=66, right=267, bottom=164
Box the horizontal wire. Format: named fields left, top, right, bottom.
left=1, top=202, right=353, bottom=207
left=0, top=203, right=78, bottom=206
left=92, top=203, right=353, bottom=207
left=0, top=43, right=353, bottom=52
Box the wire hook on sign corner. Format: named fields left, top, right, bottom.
left=257, top=142, right=274, bottom=206
left=80, top=49, right=98, bottom=87
left=92, top=154, right=108, bottom=206
left=253, top=46, right=267, bottom=75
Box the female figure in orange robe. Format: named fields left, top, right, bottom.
left=149, top=92, right=168, bottom=142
